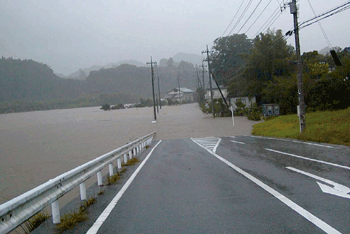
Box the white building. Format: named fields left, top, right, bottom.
left=230, top=96, right=256, bottom=110
left=164, top=88, right=195, bottom=103
left=205, top=86, right=228, bottom=101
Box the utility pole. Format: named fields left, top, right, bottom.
left=146, top=57, right=157, bottom=121
left=158, top=76, right=161, bottom=109
left=202, top=45, right=214, bottom=117
left=177, top=75, right=181, bottom=105
left=199, top=63, right=207, bottom=91
left=290, top=0, right=306, bottom=133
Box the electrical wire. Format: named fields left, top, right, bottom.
left=253, top=5, right=280, bottom=37
left=222, top=0, right=246, bottom=37
left=228, top=0, right=254, bottom=35
left=300, top=5, right=350, bottom=30
left=236, top=0, right=264, bottom=34
left=261, top=8, right=283, bottom=33
left=307, top=0, right=332, bottom=48
left=299, top=1, right=350, bottom=27
left=244, top=0, right=273, bottom=34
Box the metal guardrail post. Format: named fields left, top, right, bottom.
left=108, top=164, right=114, bottom=176
left=97, top=172, right=103, bottom=186
left=123, top=154, right=127, bottom=163
left=51, top=200, right=60, bottom=224
left=79, top=182, right=87, bottom=200
left=117, top=158, right=121, bottom=169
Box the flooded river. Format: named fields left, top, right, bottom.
left=0, top=103, right=258, bottom=206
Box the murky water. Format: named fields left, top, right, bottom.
left=0, top=103, right=258, bottom=206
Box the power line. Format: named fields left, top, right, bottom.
left=237, top=0, right=264, bottom=34
left=222, top=0, right=245, bottom=37
left=307, top=0, right=332, bottom=48
left=299, top=1, right=350, bottom=27
left=254, top=5, right=280, bottom=37
left=261, top=8, right=283, bottom=33
left=299, top=5, right=350, bottom=30
left=228, top=0, right=254, bottom=35
left=245, top=0, right=273, bottom=34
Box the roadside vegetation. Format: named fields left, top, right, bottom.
left=22, top=211, right=49, bottom=233
left=252, top=108, right=350, bottom=146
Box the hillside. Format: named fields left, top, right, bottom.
left=0, top=57, right=200, bottom=113
left=66, top=60, right=145, bottom=79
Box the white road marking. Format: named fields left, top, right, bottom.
left=287, top=167, right=350, bottom=199
left=230, top=140, right=245, bottom=145
left=86, top=140, right=162, bottom=234
left=266, top=148, right=350, bottom=170
left=250, top=135, right=335, bottom=148
left=192, top=137, right=221, bottom=153
left=191, top=139, right=341, bottom=234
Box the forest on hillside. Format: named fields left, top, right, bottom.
left=0, top=57, right=201, bottom=113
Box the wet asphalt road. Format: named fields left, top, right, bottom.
left=86, top=136, right=350, bottom=234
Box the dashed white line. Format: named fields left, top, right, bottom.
left=230, top=140, right=245, bottom=145
left=191, top=139, right=341, bottom=234
left=266, top=148, right=350, bottom=170
left=86, top=140, right=162, bottom=234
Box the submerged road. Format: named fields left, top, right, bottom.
left=78, top=136, right=350, bottom=234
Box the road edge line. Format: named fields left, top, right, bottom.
left=191, top=138, right=341, bottom=234
left=86, top=140, right=162, bottom=234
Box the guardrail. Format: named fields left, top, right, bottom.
left=0, top=132, right=156, bottom=234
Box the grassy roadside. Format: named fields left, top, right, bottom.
left=252, top=108, right=350, bottom=146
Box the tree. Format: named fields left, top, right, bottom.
left=211, top=34, right=252, bottom=87
left=235, top=29, right=294, bottom=103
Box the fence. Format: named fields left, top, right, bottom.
left=0, top=132, right=156, bottom=234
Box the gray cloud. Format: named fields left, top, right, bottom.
left=1, top=0, right=349, bottom=75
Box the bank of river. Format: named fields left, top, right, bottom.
left=0, top=103, right=258, bottom=206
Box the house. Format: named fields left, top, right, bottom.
left=230, top=96, right=256, bottom=110
left=164, top=88, right=195, bottom=103
left=205, top=86, right=228, bottom=101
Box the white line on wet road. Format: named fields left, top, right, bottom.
left=191, top=139, right=341, bottom=234
left=266, top=148, right=350, bottom=170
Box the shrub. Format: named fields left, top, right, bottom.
left=100, top=104, right=110, bottom=111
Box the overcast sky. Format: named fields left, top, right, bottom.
left=1, top=0, right=349, bottom=75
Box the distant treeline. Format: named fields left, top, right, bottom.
left=0, top=57, right=200, bottom=114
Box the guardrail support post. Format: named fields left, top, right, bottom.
left=117, top=158, right=121, bottom=169
left=109, top=164, right=114, bottom=176
left=79, top=182, right=87, bottom=200
left=51, top=200, right=60, bottom=224
left=129, top=150, right=133, bottom=159
left=124, top=154, right=127, bottom=164
left=97, top=171, right=103, bottom=186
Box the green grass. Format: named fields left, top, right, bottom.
left=122, top=157, right=139, bottom=167
left=22, top=211, right=49, bottom=233
left=55, top=209, right=88, bottom=233
left=106, top=174, right=121, bottom=185
left=252, top=108, right=350, bottom=146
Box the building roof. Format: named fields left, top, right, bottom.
left=167, top=87, right=194, bottom=94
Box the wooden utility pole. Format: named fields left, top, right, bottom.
left=158, top=76, right=161, bottom=109
left=202, top=45, right=214, bottom=117
left=146, top=57, right=157, bottom=121
left=177, top=75, right=181, bottom=105
left=199, top=63, right=207, bottom=91
left=290, top=0, right=306, bottom=133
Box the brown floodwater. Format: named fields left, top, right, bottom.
left=0, top=103, right=259, bottom=206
